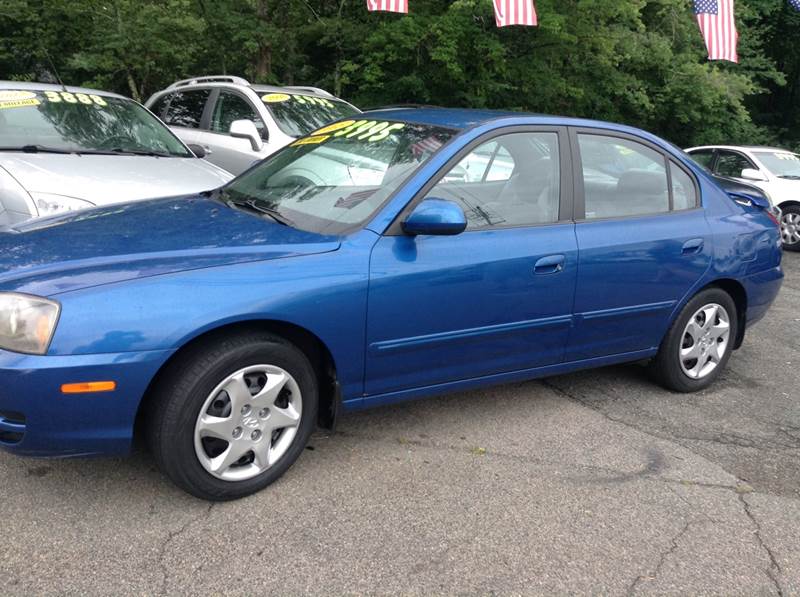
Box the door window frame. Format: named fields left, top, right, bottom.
left=161, top=87, right=214, bottom=131
left=568, top=127, right=701, bottom=223
left=385, top=125, right=573, bottom=236
left=205, top=88, right=269, bottom=141
left=713, top=148, right=758, bottom=178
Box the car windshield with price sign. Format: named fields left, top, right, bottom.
left=220, top=118, right=456, bottom=234
left=0, top=88, right=191, bottom=157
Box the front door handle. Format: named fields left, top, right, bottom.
left=534, top=254, right=565, bottom=275
left=682, top=238, right=704, bottom=255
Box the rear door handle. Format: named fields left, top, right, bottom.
left=534, top=254, right=565, bottom=275
left=682, top=238, right=704, bottom=255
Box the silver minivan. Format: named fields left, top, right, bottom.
left=0, top=82, right=232, bottom=225
left=145, top=76, right=360, bottom=175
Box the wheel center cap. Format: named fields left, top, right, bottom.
left=242, top=415, right=260, bottom=429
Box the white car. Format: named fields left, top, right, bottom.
left=0, top=82, right=232, bottom=225
left=686, top=145, right=800, bottom=250
left=146, top=76, right=360, bottom=176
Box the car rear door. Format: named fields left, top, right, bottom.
left=566, top=128, right=712, bottom=361
left=161, top=88, right=213, bottom=147
left=365, top=127, right=578, bottom=398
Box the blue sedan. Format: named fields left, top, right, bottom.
left=0, top=109, right=783, bottom=500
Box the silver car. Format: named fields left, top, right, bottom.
left=0, top=82, right=232, bottom=225
left=145, top=76, right=361, bottom=175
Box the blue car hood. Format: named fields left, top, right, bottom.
left=0, top=195, right=340, bottom=297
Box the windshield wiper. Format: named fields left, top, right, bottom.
left=100, top=148, right=175, bottom=157
left=224, top=197, right=295, bottom=227
left=0, top=145, right=76, bottom=154
left=778, top=175, right=800, bottom=180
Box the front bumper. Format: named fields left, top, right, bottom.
left=0, top=348, right=172, bottom=457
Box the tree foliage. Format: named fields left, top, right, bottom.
left=1, top=0, right=798, bottom=148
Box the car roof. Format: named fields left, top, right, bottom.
left=0, top=80, right=129, bottom=100
left=358, top=106, right=664, bottom=137
left=687, top=144, right=795, bottom=153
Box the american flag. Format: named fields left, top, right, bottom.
left=366, top=0, right=408, bottom=14
left=493, top=0, right=538, bottom=27
left=790, top=0, right=800, bottom=11
left=693, top=0, right=738, bottom=63
left=411, top=136, right=443, bottom=158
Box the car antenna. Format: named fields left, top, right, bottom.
left=43, top=50, right=68, bottom=92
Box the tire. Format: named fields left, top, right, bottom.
left=780, top=204, right=800, bottom=251
left=146, top=332, right=318, bottom=501
left=650, top=288, right=738, bottom=393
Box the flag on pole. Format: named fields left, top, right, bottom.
left=790, top=0, right=800, bottom=11
left=493, top=0, right=538, bottom=27
left=693, top=0, right=738, bottom=63
left=366, top=0, right=408, bottom=14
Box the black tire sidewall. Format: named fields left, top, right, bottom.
left=653, top=288, right=738, bottom=393
left=154, top=337, right=318, bottom=501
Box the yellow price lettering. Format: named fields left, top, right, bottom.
left=44, top=91, right=62, bottom=103
left=89, top=94, right=108, bottom=107
left=368, top=123, right=405, bottom=142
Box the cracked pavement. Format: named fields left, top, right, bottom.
left=1, top=255, right=799, bottom=595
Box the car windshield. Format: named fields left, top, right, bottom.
left=220, top=118, right=456, bottom=234
left=0, top=89, right=191, bottom=157
left=753, top=150, right=800, bottom=178
left=260, top=92, right=361, bottom=137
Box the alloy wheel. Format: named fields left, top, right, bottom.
left=781, top=212, right=800, bottom=246
left=679, top=303, right=731, bottom=380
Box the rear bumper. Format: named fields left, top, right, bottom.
left=0, top=348, right=172, bottom=457
left=742, top=265, right=783, bottom=329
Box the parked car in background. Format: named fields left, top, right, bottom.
left=0, top=82, right=232, bottom=225
left=146, top=76, right=361, bottom=176
left=0, top=109, right=783, bottom=500
left=686, top=145, right=800, bottom=251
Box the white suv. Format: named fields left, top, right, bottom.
left=146, top=76, right=360, bottom=176
left=686, top=145, right=800, bottom=250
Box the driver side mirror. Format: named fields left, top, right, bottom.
left=402, top=198, right=467, bottom=236
left=230, top=119, right=264, bottom=152
left=741, top=168, right=767, bottom=182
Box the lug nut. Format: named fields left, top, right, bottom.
left=232, top=427, right=243, bottom=439
left=251, top=430, right=262, bottom=441
left=241, top=405, right=252, bottom=416
left=258, top=408, right=269, bottom=419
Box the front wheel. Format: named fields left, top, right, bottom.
left=650, top=288, right=738, bottom=393
left=780, top=204, right=800, bottom=251
left=146, top=333, right=318, bottom=501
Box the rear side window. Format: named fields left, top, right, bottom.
left=148, top=94, right=170, bottom=119
left=163, top=89, right=210, bottom=128
left=578, top=134, right=669, bottom=219
left=671, top=162, right=697, bottom=210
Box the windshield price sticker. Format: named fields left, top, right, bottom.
left=262, top=93, right=335, bottom=108
left=312, top=120, right=357, bottom=135
left=332, top=120, right=406, bottom=142
left=291, top=135, right=331, bottom=146
left=0, top=90, right=40, bottom=110
left=776, top=153, right=799, bottom=161
left=42, top=91, right=108, bottom=107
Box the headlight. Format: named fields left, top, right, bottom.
left=0, top=293, right=60, bottom=355
left=30, top=192, right=95, bottom=216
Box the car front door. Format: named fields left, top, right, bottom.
left=566, top=129, right=712, bottom=361
left=203, top=90, right=270, bottom=175
left=365, top=128, right=578, bottom=397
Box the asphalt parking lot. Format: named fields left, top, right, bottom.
left=1, top=255, right=799, bottom=596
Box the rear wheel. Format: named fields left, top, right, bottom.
left=146, top=332, right=317, bottom=501
left=780, top=204, right=800, bottom=251
left=650, top=288, right=738, bottom=393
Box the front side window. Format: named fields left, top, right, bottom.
left=688, top=149, right=715, bottom=170
left=260, top=92, right=360, bottom=137
left=578, top=134, right=669, bottom=219
left=0, top=89, right=191, bottom=156
left=714, top=151, right=754, bottom=178
left=211, top=91, right=267, bottom=138
left=423, top=132, right=560, bottom=230
left=221, top=119, right=455, bottom=235
left=163, top=89, right=210, bottom=129
left=752, top=150, right=800, bottom=179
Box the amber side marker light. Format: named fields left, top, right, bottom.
left=61, top=381, right=117, bottom=394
